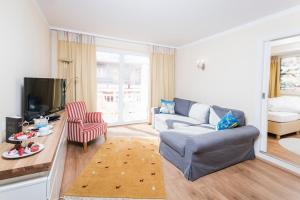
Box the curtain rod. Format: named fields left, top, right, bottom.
left=49, top=26, right=177, bottom=49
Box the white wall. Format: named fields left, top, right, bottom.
left=0, top=0, right=51, bottom=142
left=176, top=7, right=300, bottom=133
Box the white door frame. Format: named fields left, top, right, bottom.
left=259, top=41, right=271, bottom=152
left=259, top=31, right=300, bottom=153
left=258, top=31, right=300, bottom=174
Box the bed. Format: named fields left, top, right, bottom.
left=268, top=111, right=300, bottom=139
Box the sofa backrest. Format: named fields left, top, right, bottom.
left=173, top=98, right=246, bottom=126
left=173, top=98, right=196, bottom=116
left=209, top=105, right=246, bottom=126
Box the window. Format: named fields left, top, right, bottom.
left=280, top=56, right=300, bottom=91
left=96, top=50, right=149, bottom=125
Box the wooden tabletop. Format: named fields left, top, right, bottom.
left=0, top=112, right=66, bottom=180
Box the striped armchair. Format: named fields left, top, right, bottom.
left=66, top=101, right=107, bottom=152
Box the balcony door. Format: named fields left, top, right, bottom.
left=96, top=49, right=149, bottom=125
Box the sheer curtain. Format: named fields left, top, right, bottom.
left=150, top=46, right=175, bottom=108
left=57, top=31, right=97, bottom=111
left=269, top=56, right=280, bottom=98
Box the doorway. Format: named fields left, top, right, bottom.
left=96, top=49, right=150, bottom=125
left=260, top=35, right=300, bottom=167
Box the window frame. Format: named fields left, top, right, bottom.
left=279, top=54, right=300, bottom=96
left=96, top=47, right=151, bottom=126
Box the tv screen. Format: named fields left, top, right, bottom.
left=24, top=78, right=66, bottom=121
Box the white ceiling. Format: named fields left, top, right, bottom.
left=37, top=0, right=300, bottom=47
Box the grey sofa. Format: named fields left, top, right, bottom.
left=153, top=98, right=259, bottom=181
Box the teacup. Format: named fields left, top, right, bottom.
left=39, top=126, right=50, bottom=136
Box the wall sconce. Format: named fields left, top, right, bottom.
left=196, top=59, right=205, bottom=70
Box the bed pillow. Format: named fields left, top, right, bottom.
left=160, top=99, right=175, bottom=114
left=216, top=111, right=240, bottom=131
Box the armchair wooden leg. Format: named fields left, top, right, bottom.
left=104, top=130, right=107, bottom=141
left=83, top=142, right=88, bottom=152
left=276, top=135, right=281, bottom=140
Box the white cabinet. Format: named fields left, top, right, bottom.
left=0, top=122, right=67, bottom=200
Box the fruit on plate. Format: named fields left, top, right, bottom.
left=27, top=141, right=34, bottom=148
left=8, top=142, right=40, bottom=156
left=8, top=144, right=24, bottom=156
left=30, top=145, right=39, bottom=152
left=26, top=142, right=40, bottom=153
left=12, top=131, right=37, bottom=140
left=13, top=132, right=24, bottom=140
left=18, top=147, right=25, bottom=156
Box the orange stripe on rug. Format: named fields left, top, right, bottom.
left=64, top=138, right=166, bottom=199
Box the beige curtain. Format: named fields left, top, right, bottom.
left=269, top=56, right=280, bottom=98
left=57, top=32, right=97, bottom=111
left=150, top=46, right=175, bottom=108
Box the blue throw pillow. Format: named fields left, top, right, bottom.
left=216, top=111, right=239, bottom=130
left=160, top=99, right=175, bottom=114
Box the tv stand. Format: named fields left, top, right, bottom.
left=46, top=113, right=61, bottom=121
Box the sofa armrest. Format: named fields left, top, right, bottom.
left=151, top=107, right=160, bottom=115
left=151, top=107, right=160, bottom=127
left=85, top=112, right=103, bottom=123
left=186, top=125, right=259, bottom=153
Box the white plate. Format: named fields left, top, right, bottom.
left=8, top=133, right=39, bottom=142
left=2, top=144, right=45, bottom=159
left=38, top=130, right=53, bottom=137
left=28, top=124, right=54, bottom=130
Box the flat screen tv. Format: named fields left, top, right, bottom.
left=24, top=78, right=66, bottom=121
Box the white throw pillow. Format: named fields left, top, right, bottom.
left=188, top=103, right=210, bottom=124
left=209, top=107, right=221, bottom=126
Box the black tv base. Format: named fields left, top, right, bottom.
left=46, top=113, right=61, bottom=122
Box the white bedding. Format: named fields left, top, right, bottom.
left=268, top=111, right=300, bottom=123
left=268, top=96, right=300, bottom=113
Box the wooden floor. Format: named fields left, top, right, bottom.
left=61, top=124, right=300, bottom=200
left=267, top=133, right=300, bottom=166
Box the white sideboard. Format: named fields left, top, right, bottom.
left=0, top=113, right=67, bottom=200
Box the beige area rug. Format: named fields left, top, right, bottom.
left=64, top=138, right=165, bottom=200
left=279, top=138, right=300, bottom=156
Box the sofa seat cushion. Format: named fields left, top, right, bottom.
left=155, top=113, right=202, bottom=131
left=170, top=126, right=215, bottom=136
left=160, top=126, right=215, bottom=156
left=160, top=132, right=188, bottom=157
